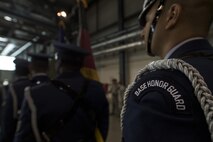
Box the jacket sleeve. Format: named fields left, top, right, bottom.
left=98, top=97, right=109, bottom=140
left=0, top=91, right=17, bottom=142
left=122, top=70, right=211, bottom=142
left=96, top=85, right=109, bottom=141
left=13, top=87, right=40, bottom=142
left=13, top=98, right=36, bottom=142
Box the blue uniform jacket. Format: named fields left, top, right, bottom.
left=0, top=77, right=30, bottom=142
left=14, top=71, right=109, bottom=142
left=31, top=74, right=50, bottom=86
left=0, top=74, right=50, bottom=142
left=123, top=39, right=213, bottom=142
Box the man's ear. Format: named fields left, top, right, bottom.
left=165, top=4, right=181, bottom=30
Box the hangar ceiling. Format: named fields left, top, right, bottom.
left=0, top=0, right=213, bottom=58
left=0, top=0, right=77, bottom=56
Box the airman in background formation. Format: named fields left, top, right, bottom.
left=14, top=42, right=109, bottom=142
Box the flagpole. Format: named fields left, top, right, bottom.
left=76, top=1, right=104, bottom=141
left=76, top=0, right=100, bottom=81
left=77, top=0, right=82, bottom=46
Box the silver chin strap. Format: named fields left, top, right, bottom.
left=147, top=0, right=165, bottom=56
left=121, top=59, right=213, bottom=141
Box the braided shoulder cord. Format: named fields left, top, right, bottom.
left=120, top=59, right=213, bottom=141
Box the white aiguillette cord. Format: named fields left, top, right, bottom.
left=120, top=59, right=213, bottom=141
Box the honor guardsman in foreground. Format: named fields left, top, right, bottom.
left=121, top=0, right=213, bottom=142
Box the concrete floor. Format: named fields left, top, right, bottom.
left=105, top=93, right=122, bottom=142
left=106, top=115, right=122, bottom=142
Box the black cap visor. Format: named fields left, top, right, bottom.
left=138, top=0, right=157, bottom=29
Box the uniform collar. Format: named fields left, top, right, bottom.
left=165, top=38, right=212, bottom=59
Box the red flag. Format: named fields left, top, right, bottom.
left=77, top=1, right=99, bottom=81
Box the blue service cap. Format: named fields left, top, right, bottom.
left=27, top=52, right=53, bottom=62
left=13, top=58, right=29, bottom=68
left=138, top=0, right=157, bottom=28
left=53, top=41, right=90, bottom=59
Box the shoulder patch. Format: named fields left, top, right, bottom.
left=134, top=79, right=186, bottom=111
left=131, top=69, right=194, bottom=113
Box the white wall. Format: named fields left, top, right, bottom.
left=95, top=46, right=159, bottom=85
left=96, top=54, right=119, bottom=84
left=127, top=48, right=158, bottom=82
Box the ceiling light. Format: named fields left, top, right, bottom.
left=0, top=56, right=15, bottom=71
left=1, top=43, right=16, bottom=56
left=11, top=36, right=39, bottom=57
left=41, top=31, right=47, bottom=35
left=11, top=42, right=32, bottom=57
left=57, top=12, right=61, bottom=17
left=0, top=37, right=8, bottom=42
left=3, top=16, right=17, bottom=23
left=4, top=16, right=12, bottom=21
left=61, top=11, right=67, bottom=18
left=57, top=11, right=67, bottom=18
left=3, top=80, right=9, bottom=86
